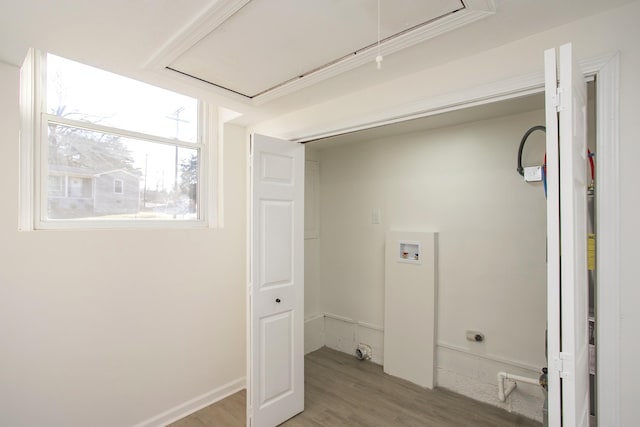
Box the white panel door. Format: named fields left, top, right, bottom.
left=544, top=43, right=589, bottom=427
left=249, top=134, right=304, bottom=427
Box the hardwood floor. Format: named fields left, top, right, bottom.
left=170, top=347, right=541, bottom=427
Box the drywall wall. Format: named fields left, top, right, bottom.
left=304, top=147, right=324, bottom=355
left=0, top=62, right=247, bottom=427
left=259, top=3, right=640, bottom=423
left=314, top=108, right=547, bottom=419
left=304, top=147, right=321, bottom=316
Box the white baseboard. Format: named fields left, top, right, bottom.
left=304, top=313, right=325, bottom=354
left=132, top=377, right=246, bottom=427
left=436, top=344, right=544, bottom=422
left=323, top=313, right=384, bottom=365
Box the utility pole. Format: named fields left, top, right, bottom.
left=166, top=107, right=190, bottom=193
left=166, top=107, right=190, bottom=218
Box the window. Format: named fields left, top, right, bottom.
left=114, top=179, right=124, bottom=194
left=21, top=52, right=217, bottom=229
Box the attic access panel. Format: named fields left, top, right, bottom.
left=167, top=0, right=466, bottom=101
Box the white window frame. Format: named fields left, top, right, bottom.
left=19, top=49, right=219, bottom=230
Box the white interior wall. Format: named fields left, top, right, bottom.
left=304, top=147, right=322, bottom=317
left=304, top=147, right=324, bottom=354
left=308, top=108, right=548, bottom=419
left=316, top=107, right=547, bottom=363
left=0, top=61, right=248, bottom=427
left=261, top=3, right=640, bottom=424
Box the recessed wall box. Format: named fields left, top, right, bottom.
left=398, top=241, right=421, bottom=264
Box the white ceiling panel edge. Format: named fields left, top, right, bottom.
left=144, top=0, right=251, bottom=70
left=252, top=1, right=496, bottom=105
left=145, top=0, right=495, bottom=106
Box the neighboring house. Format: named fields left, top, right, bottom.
left=48, top=165, right=140, bottom=218
left=93, top=169, right=141, bottom=216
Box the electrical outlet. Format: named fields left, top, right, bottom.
left=466, top=330, right=485, bottom=342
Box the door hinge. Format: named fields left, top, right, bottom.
left=554, top=352, right=574, bottom=379
left=552, top=87, right=564, bottom=112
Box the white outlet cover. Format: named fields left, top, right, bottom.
left=524, top=166, right=542, bottom=182
left=372, top=208, right=381, bottom=224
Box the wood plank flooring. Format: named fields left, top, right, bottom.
left=170, top=347, right=541, bottom=427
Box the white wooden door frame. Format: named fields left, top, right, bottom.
left=544, top=47, right=562, bottom=425
left=589, top=53, right=621, bottom=427
left=557, top=44, right=590, bottom=427
left=289, top=51, right=620, bottom=427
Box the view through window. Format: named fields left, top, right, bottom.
left=42, top=53, right=204, bottom=223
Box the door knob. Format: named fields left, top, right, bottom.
left=275, top=298, right=281, bottom=303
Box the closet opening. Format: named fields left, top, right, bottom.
left=300, top=81, right=597, bottom=424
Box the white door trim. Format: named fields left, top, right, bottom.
left=295, top=51, right=620, bottom=427
left=291, top=54, right=616, bottom=144
left=593, top=52, right=620, bottom=427
left=543, top=46, right=561, bottom=427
